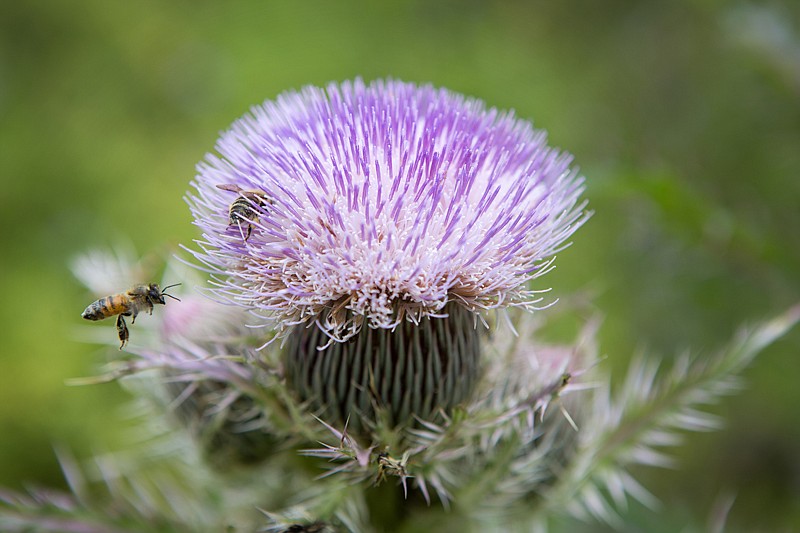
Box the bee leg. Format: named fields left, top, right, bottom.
left=244, top=224, right=252, bottom=241
left=116, top=315, right=129, bottom=350
left=129, top=310, right=138, bottom=324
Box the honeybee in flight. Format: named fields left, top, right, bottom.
left=81, top=283, right=181, bottom=349
left=216, top=183, right=273, bottom=240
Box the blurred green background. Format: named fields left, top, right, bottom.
left=1, top=0, right=799, bottom=530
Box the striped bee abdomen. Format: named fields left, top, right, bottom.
left=81, top=294, right=130, bottom=321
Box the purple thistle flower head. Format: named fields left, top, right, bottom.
left=186, top=79, right=590, bottom=428
left=187, top=78, right=588, bottom=342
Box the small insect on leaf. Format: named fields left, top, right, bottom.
left=374, top=450, right=412, bottom=498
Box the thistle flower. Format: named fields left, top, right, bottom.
left=187, top=78, right=589, bottom=427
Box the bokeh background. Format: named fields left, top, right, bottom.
left=1, top=1, right=799, bottom=530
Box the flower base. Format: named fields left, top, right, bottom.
left=284, top=303, right=481, bottom=431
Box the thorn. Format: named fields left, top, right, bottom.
left=560, top=404, right=579, bottom=432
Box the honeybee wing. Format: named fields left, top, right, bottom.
left=216, top=183, right=270, bottom=200
left=215, top=183, right=244, bottom=194
left=71, top=246, right=151, bottom=298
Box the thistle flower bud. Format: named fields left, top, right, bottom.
left=155, top=292, right=280, bottom=468
left=163, top=376, right=278, bottom=468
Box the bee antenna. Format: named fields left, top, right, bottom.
left=160, top=283, right=182, bottom=302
